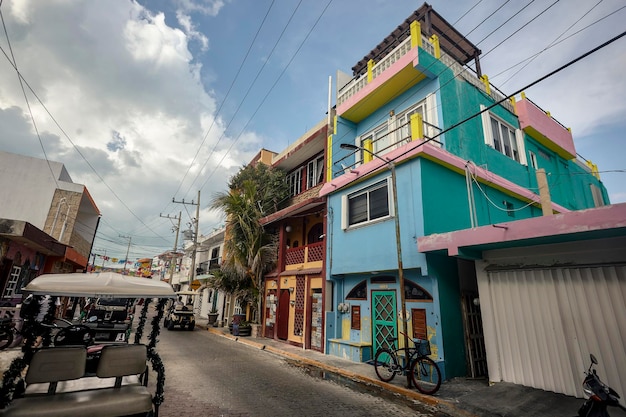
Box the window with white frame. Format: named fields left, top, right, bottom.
left=2, top=266, right=21, bottom=298
left=481, top=105, right=527, bottom=165
left=397, top=101, right=425, bottom=145
left=357, top=95, right=439, bottom=160
left=361, top=123, right=390, bottom=155
left=307, top=154, right=324, bottom=189
left=342, top=178, right=392, bottom=228
left=397, top=94, right=439, bottom=142
left=529, top=151, right=538, bottom=169
left=287, top=168, right=302, bottom=197
left=590, top=184, right=605, bottom=207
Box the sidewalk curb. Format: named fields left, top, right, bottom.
left=203, top=325, right=475, bottom=417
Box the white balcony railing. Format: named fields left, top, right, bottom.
left=337, top=33, right=514, bottom=114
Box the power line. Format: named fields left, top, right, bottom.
left=184, top=0, right=308, bottom=197
left=172, top=0, right=277, bottom=201
left=378, top=29, right=626, bottom=170
left=199, top=0, right=334, bottom=192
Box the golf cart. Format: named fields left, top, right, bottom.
left=164, top=290, right=197, bottom=331
left=84, top=297, right=134, bottom=343
left=0, top=272, right=175, bottom=417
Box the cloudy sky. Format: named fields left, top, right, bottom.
left=1, top=0, right=624, bottom=264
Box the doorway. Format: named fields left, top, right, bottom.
left=372, top=290, right=397, bottom=355
left=277, top=289, right=290, bottom=340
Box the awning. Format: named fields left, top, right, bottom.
left=23, top=272, right=176, bottom=298
left=279, top=267, right=322, bottom=276
left=195, top=273, right=214, bottom=281
left=0, top=219, right=66, bottom=256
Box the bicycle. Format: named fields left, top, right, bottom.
left=373, top=332, right=441, bottom=395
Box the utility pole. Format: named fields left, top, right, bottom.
left=340, top=143, right=412, bottom=388
left=172, top=191, right=200, bottom=289
left=119, top=235, right=132, bottom=273
left=160, top=211, right=182, bottom=285
left=93, top=248, right=107, bottom=269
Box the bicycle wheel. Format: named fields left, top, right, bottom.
left=0, top=327, right=14, bottom=350
left=410, top=356, right=441, bottom=394
left=374, top=348, right=399, bottom=382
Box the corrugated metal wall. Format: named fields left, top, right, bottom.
left=479, top=265, right=626, bottom=403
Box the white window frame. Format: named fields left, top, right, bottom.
left=287, top=168, right=302, bottom=197
left=360, top=122, right=390, bottom=156
left=590, top=184, right=605, bottom=207
left=481, top=105, right=527, bottom=165
left=341, top=178, right=393, bottom=230
left=397, top=101, right=426, bottom=145
left=306, top=154, right=324, bottom=189
left=395, top=94, right=439, bottom=143
left=3, top=266, right=21, bottom=298
left=529, top=151, right=538, bottom=169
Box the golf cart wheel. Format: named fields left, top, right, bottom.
left=188, top=322, right=195, bottom=331
left=167, top=320, right=174, bottom=330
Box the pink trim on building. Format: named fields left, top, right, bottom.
left=417, top=203, right=626, bottom=256
left=321, top=139, right=569, bottom=214
left=336, top=48, right=419, bottom=117
left=516, top=98, right=576, bottom=159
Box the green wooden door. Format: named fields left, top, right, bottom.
left=372, top=290, right=397, bottom=356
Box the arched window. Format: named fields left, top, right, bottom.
left=405, top=280, right=433, bottom=301
left=346, top=280, right=367, bottom=300
left=307, top=222, right=324, bottom=244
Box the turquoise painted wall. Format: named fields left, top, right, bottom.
left=420, top=159, right=543, bottom=235
left=426, top=254, right=466, bottom=379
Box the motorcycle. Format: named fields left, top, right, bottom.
left=578, top=354, right=626, bottom=416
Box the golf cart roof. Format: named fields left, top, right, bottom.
left=23, top=272, right=176, bottom=298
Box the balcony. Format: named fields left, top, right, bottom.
left=285, top=242, right=324, bottom=267
left=516, top=96, right=576, bottom=160
left=337, top=34, right=428, bottom=123
left=336, top=27, right=513, bottom=124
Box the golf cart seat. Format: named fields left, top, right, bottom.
left=0, top=345, right=152, bottom=417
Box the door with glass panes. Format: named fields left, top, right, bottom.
left=372, top=290, right=397, bottom=356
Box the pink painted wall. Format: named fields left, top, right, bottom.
left=516, top=98, right=576, bottom=159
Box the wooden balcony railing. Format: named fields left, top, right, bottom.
left=285, top=241, right=324, bottom=266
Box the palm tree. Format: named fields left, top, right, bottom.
left=210, top=163, right=289, bottom=321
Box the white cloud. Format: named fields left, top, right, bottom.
left=175, top=0, right=225, bottom=17
left=0, top=0, right=256, bottom=258
left=176, top=11, right=209, bottom=52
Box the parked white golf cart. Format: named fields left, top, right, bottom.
left=0, top=272, right=175, bottom=417
left=164, top=290, right=197, bottom=331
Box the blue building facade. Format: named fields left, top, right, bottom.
left=320, top=4, right=607, bottom=381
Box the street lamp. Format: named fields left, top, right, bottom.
left=340, top=143, right=411, bottom=387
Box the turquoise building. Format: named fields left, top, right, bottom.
left=320, top=4, right=608, bottom=382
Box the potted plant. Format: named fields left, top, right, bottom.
left=229, top=319, right=252, bottom=336
left=207, top=308, right=219, bottom=326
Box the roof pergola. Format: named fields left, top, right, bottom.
left=352, top=2, right=482, bottom=77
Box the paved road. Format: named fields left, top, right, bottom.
left=153, top=327, right=446, bottom=417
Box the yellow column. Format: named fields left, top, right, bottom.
left=481, top=74, right=491, bottom=95
left=367, top=59, right=374, bottom=83
left=327, top=116, right=337, bottom=181
left=410, top=113, right=424, bottom=141
left=586, top=161, right=600, bottom=180
left=363, top=139, right=373, bottom=163
left=327, top=134, right=333, bottom=181
left=510, top=96, right=517, bottom=114
left=410, top=21, right=422, bottom=48
left=430, top=34, right=440, bottom=58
